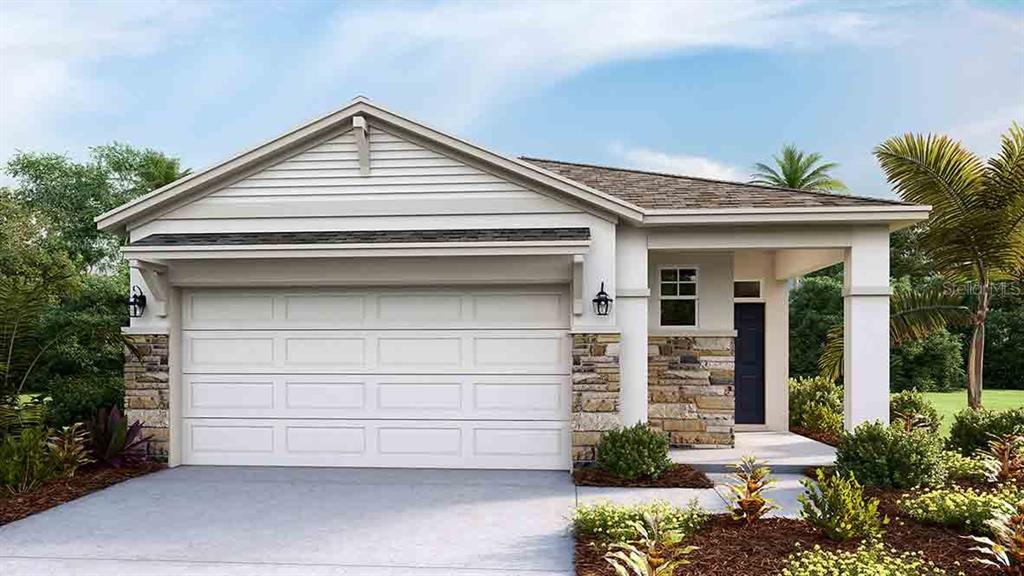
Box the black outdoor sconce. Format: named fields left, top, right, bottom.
left=127, top=286, right=147, bottom=318
left=592, top=282, right=613, bottom=316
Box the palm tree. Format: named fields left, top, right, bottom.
left=873, top=124, right=1024, bottom=409
left=750, top=144, right=848, bottom=192
left=818, top=286, right=971, bottom=382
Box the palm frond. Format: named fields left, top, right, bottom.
left=751, top=144, right=847, bottom=192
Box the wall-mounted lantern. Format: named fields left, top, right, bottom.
left=592, top=282, right=613, bottom=316
left=127, top=286, right=147, bottom=318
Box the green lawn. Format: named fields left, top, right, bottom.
left=918, top=389, right=1024, bottom=437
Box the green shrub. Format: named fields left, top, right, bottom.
left=789, top=376, right=843, bottom=436
left=898, top=486, right=1020, bottom=534
left=948, top=407, right=1024, bottom=455
left=45, top=375, right=123, bottom=428
left=0, top=427, right=58, bottom=494
left=835, top=421, right=946, bottom=488
left=939, top=450, right=989, bottom=483
left=595, top=423, right=671, bottom=480
left=799, top=469, right=885, bottom=541
left=890, top=328, right=965, bottom=392
left=780, top=542, right=947, bottom=576
left=572, top=500, right=707, bottom=542
left=889, top=390, right=941, bottom=433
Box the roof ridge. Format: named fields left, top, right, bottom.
left=518, top=156, right=909, bottom=207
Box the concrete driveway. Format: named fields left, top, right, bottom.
left=0, top=466, right=575, bottom=575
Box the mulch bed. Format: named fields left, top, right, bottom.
left=573, top=463, right=714, bottom=488
left=789, top=425, right=840, bottom=447
left=0, top=460, right=164, bottom=526
left=576, top=509, right=997, bottom=575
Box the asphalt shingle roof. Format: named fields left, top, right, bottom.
left=130, top=228, right=591, bottom=247
left=521, top=157, right=908, bottom=210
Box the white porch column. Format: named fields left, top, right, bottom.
left=843, top=226, right=891, bottom=430
left=616, top=226, right=649, bottom=425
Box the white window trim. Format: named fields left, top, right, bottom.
left=657, top=265, right=699, bottom=328
left=734, top=278, right=764, bottom=303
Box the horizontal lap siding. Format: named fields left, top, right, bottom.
left=150, top=128, right=580, bottom=230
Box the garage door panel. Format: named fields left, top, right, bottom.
left=188, top=336, right=275, bottom=367
left=182, top=287, right=568, bottom=330
left=183, top=374, right=566, bottom=420
left=182, top=419, right=569, bottom=469
left=284, top=337, right=366, bottom=366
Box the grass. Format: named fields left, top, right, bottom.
left=919, top=389, right=1024, bottom=437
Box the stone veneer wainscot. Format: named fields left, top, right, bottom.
left=124, top=334, right=170, bottom=458
left=648, top=335, right=735, bottom=447
left=570, top=333, right=621, bottom=464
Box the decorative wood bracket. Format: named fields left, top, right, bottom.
left=572, top=255, right=584, bottom=316
left=131, top=260, right=169, bottom=318
left=353, top=115, right=370, bottom=176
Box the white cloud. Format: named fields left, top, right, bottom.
left=308, top=1, right=882, bottom=128
left=0, top=1, right=217, bottom=159
left=610, top=144, right=745, bottom=181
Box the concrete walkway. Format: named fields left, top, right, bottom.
left=672, top=431, right=836, bottom=473
left=0, top=459, right=818, bottom=575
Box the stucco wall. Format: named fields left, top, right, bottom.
left=648, top=251, right=734, bottom=333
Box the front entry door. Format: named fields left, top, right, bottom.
left=734, top=303, right=766, bottom=424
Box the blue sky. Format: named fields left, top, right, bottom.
left=1, top=0, right=1022, bottom=198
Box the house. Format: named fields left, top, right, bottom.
left=97, top=97, right=929, bottom=470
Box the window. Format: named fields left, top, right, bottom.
left=734, top=280, right=762, bottom=300
left=659, top=267, right=698, bottom=326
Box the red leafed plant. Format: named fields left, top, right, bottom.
left=89, top=406, right=149, bottom=467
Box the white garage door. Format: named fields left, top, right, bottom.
left=180, top=286, right=571, bottom=470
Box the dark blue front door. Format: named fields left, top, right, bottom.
left=735, top=303, right=765, bottom=424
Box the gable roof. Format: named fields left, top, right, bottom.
left=95, top=98, right=644, bottom=232
left=520, top=158, right=909, bottom=211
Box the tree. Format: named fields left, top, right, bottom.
left=873, top=123, right=1024, bottom=408
left=5, top=143, right=188, bottom=272
left=750, top=144, right=848, bottom=192
left=789, top=276, right=844, bottom=378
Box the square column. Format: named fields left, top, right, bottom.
left=843, top=226, right=891, bottom=429
left=616, top=226, right=649, bottom=425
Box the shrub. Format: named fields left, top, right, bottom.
left=940, top=450, right=990, bottom=483
left=45, top=375, right=123, bottom=429
left=604, top=511, right=696, bottom=576
left=890, top=328, right=966, bottom=392
left=572, top=500, right=707, bottom=542
left=889, top=390, right=941, bottom=433
left=89, top=406, right=148, bottom=467
left=780, top=542, right=947, bottom=576
left=789, top=376, right=843, bottom=436
left=948, top=407, right=1024, bottom=456
left=898, top=487, right=1019, bottom=534
left=725, top=456, right=777, bottom=525
left=0, top=427, right=57, bottom=494
left=596, top=423, right=671, bottom=480
left=799, top=469, right=886, bottom=541
left=967, top=498, right=1024, bottom=574
left=835, top=421, right=946, bottom=489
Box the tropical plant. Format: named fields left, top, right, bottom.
left=596, top=423, right=672, bottom=480
left=818, top=285, right=971, bottom=382
left=835, top=421, right=946, bottom=488
left=89, top=406, right=148, bottom=467
left=979, top=434, right=1024, bottom=484
left=750, top=144, right=848, bottom=192
left=604, top=511, right=697, bottom=576
left=723, top=456, right=778, bottom=525
left=966, top=499, right=1024, bottom=574
left=874, top=123, right=1024, bottom=409
left=799, top=469, right=886, bottom=541
left=0, top=427, right=56, bottom=494
left=572, top=500, right=708, bottom=542
left=47, top=422, right=93, bottom=478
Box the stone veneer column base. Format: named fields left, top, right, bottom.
left=571, top=333, right=621, bottom=465
left=123, top=334, right=170, bottom=459
left=648, top=335, right=735, bottom=447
